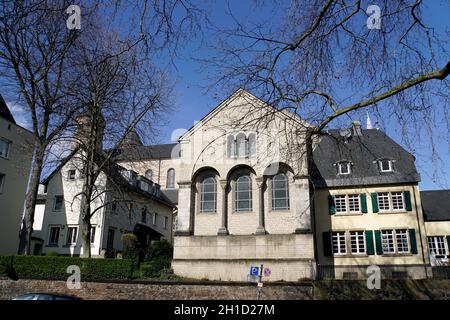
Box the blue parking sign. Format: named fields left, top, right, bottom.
left=250, top=266, right=260, bottom=276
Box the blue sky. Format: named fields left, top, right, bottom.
left=7, top=0, right=450, bottom=190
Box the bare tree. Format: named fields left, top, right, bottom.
left=0, top=0, right=100, bottom=254
left=204, top=0, right=449, bottom=182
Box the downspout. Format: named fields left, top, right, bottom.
left=412, top=184, right=430, bottom=278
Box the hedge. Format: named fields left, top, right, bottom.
left=0, top=255, right=134, bottom=280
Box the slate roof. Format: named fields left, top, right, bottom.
left=421, top=190, right=450, bottom=221
left=0, top=94, right=16, bottom=124
left=311, top=128, right=420, bottom=188
left=162, top=189, right=179, bottom=205
left=112, top=143, right=180, bottom=161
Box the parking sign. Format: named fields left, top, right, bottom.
left=250, top=266, right=260, bottom=276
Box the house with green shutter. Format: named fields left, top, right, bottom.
left=311, top=122, right=430, bottom=279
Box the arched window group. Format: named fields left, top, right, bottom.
left=167, top=168, right=175, bottom=188
left=227, top=133, right=256, bottom=158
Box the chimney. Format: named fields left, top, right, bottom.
left=351, top=120, right=362, bottom=136
left=72, top=112, right=105, bottom=151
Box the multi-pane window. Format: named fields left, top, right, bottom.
left=377, top=192, right=404, bottom=211
left=396, top=229, right=409, bottom=253
left=377, top=193, right=390, bottom=211
left=334, top=194, right=360, bottom=214
left=391, top=192, right=404, bottom=210
left=272, top=173, right=289, bottom=210
left=235, top=175, right=252, bottom=212
left=350, top=231, right=366, bottom=254
left=53, top=195, right=64, bottom=211
left=66, top=227, right=77, bottom=245
left=381, top=229, right=409, bottom=254
left=48, top=226, right=60, bottom=245
left=200, top=176, right=217, bottom=212
left=379, top=159, right=393, bottom=172
left=166, top=169, right=175, bottom=188
left=0, top=138, right=11, bottom=158
left=332, top=231, right=347, bottom=255
left=381, top=230, right=395, bottom=254
left=428, top=236, right=447, bottom=258
left=337, top=162, right=351, bottom=175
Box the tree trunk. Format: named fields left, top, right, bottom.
left=18, top=141, right=46, bottom=255
left=81, top=210, right=92, bottom=258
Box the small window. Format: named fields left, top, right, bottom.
left=236, top=133, right=247, bottom=158
left=145, top=169, right=153, bottom=181
left=248, top=133, right=256, bottom=156
left=332, top=231, right=347, bottom=255
left=167, top=169, right=175, bottom=188
left=67, top=169, right=76, bottom=180
left=90, top=226, right=96, bottom=243
left=66, top=227, right=78, bottom=245
left=0, top=173, right=5, bottom=193
left=337, top=162, right=351, bottom=175
left=379, top=159, right=393, bottom=172
left=111, top=202, right=117, bottom=212
left=141, top=207, right=147, bottom=223
left=164, top=216, right=168, bottom=229
left=334, top=195, right=347, bottom=213
left=227, top=135, right=235, bottom=158
left=153, top=213, right=157, bottom=225
left=48, top=226, right=60, bottom=245
left=53, top=196, right=64, bottom=211
left=0, top=138, right=11, bottom=158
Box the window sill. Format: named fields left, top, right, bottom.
left=377, top=210, right=408, bottom=215
left=335, top=212, right=363, bottom=216
left=332, top=254, right=368, bottom=258
left=269, top=208, right=291, bottom=212
left=233, top=210, right=255, bottom=214
left=197, top=211, right=217, bottom=214
left=381, top=253, right=413, bottom=257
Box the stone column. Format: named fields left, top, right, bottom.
left=294, top=175, right=312, bottom=233
left=217, top=179, right=229, bottom=235
left=255, top=176, right=267, bottom=235
left=175, top=181, right=192, bottom=236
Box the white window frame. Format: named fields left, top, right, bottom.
left=271, top=173, right=290, bottom=211
left=377, top=192, right=405, bottom=212
left=381, top=229, right=395, bottom=254
left=331, top=231, right=347, bottom=255
left=200, top=176, right=217, bottom=213
left=381, top=229, right=410, bottom=254
left=428, top=236, right=447, bottom=258
left=337, top=162, right=351, bottom=175
left=334, top=194, right=361, bottom=214
left=350, top=231, right=366, bottom=255
left=66, top=226, right=78, bottom=245
left=379, top=159, right=393, bottom=172
left=0, top=173, right=5, bottom=193
left=0, top=138, right=11, bottom=159
left=53, top=195, right=64, bottom=211
left=235, top=175, right=253, bottom=212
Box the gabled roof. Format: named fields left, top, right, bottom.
left=0, top=94, right=16, bottom=124
left=421, top=190, right=450, bottom=221
left=311, top=128, right=420, bottom=188
left=178, top=88, right=310, bottom=141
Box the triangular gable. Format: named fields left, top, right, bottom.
left=179, top=88, right=310, bottom=141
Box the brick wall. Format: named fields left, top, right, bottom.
left=0, top=278, right=313, bottom=300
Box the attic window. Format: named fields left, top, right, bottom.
left=379, top=159, right=393, bottom=172
left=337, top=162, right=351, bottom=175
left=67, top=169, right=76, bottom=180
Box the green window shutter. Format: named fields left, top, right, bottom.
left=328, top=195, right=336, bottom=215
left=447, top=236, right=450, bottom=254
left=404, top=191, right=412, bottom=211
left=365, top=230, right=375, bottom=255
left=374, top=230, right=383, bottom=255
left=409, top=229, right=418, bottom=254
left=323, top=232, right=332, bottom=257
left=360, top=193, right=368, bottom=213
left=371, top=193, right=379, bottom=213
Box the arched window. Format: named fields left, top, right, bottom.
left=166, top=168, right=175, bottom=188
left=145, top=169, right=153, bottom=181
left=227, top=135, right=235, bottom=158
left=248, top=133, right=256, bottom=156
left=235, top=175, right=252, bottom=211
left=200, top=176, right=217, bottom=212
left=236, top=133, right=247, bottom=158
left=272, top=173, right=290, bottom=210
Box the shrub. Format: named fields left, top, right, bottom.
left=0, top=255, right=134, bottom=280
left=144, top=240, right=173, bottom=261
left=45, top=251, right=59, bottom=257
left=140, top=257, right=172, bottom=278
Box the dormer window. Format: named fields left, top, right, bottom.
left=67, top=169, right=76, bottom=180
left=379, top=159, right=393, bottom=172
left=337, top=161, right=351, bottom=175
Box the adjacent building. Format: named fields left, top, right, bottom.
left=0, top=95, right=34, bottom=254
